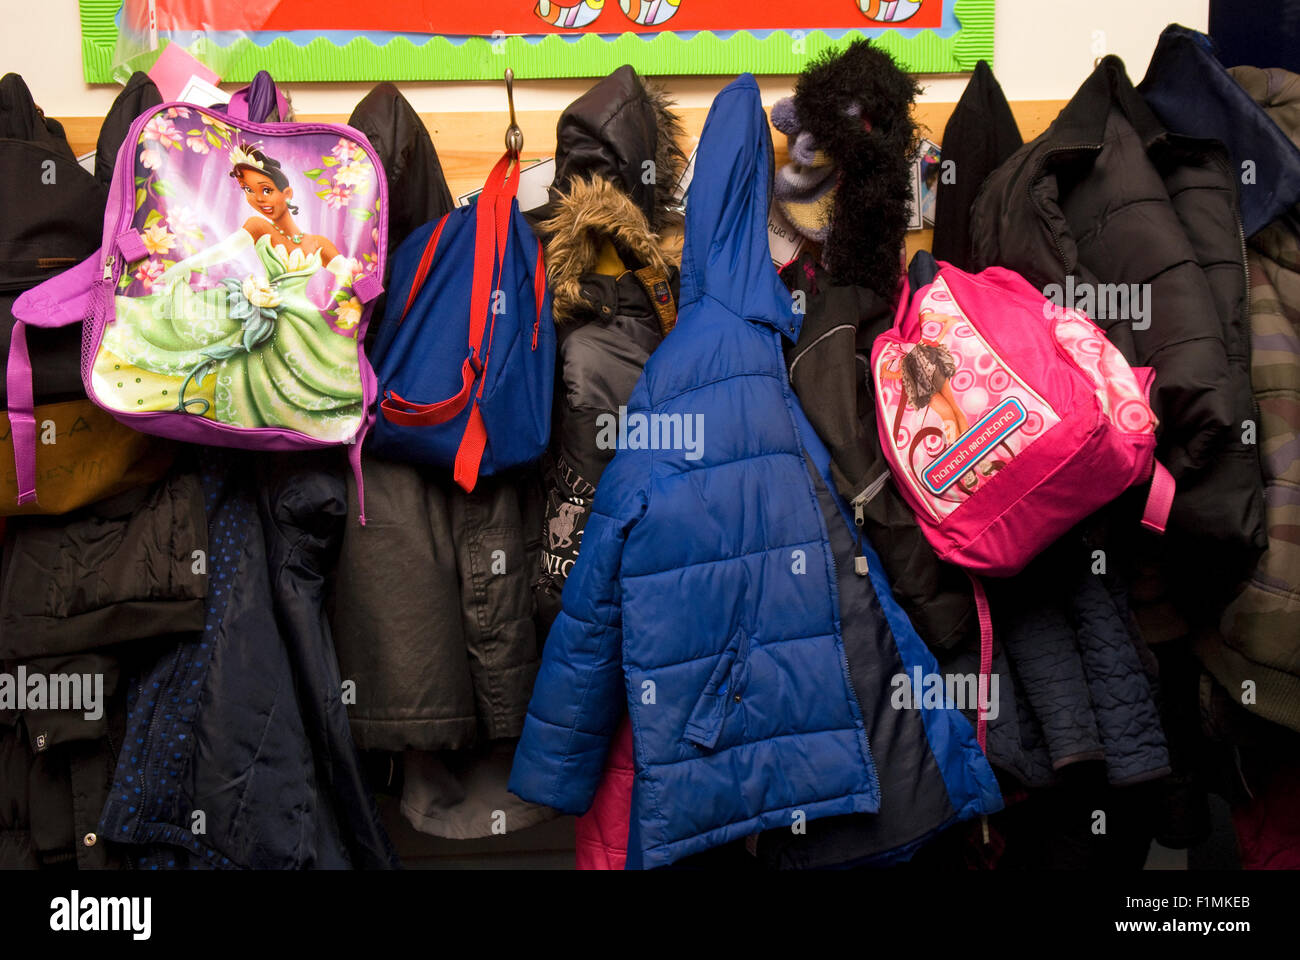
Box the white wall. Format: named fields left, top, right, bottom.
left=1, top=0, right=1207, bottom=116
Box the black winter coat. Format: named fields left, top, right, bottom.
left=0, top=75, right=201, bottom=870
left=930, top=60, right=1021, bottom=271
left=969, top=55, right=1266, bottom=607
left=333, top=82, right=543, bottom=754
left=779, top=254, right=975, bottom=654
left=333, top=463, right=545, bottom=752
left=332, top=84, right=553, bottom=841
left=0, top=468, right=208, bottom=868
left=96, top=451, right=396, bottom=869
left=529, top=66, right=686, bottom=627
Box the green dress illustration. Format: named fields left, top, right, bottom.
left=92, top=233, right=363, bottom=442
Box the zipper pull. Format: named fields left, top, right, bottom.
left=853, top=500, right=865, bottom=527
left=102, top=255, right=115, bottom=282
left=531, top=319, right=539, bottom=350
left=854, top=555, right=869, bottom=576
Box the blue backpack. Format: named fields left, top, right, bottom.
left=369, top=154, right=554, bottom=490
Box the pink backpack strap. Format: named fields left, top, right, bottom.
left=967, top=573, right=993, bottom=754
left=1129, top=366, right=1175, bottom=534
left=1141, top=461, right=1175, bottom=534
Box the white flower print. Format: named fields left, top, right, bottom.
left=332, top=159, right=371, bottom=191
left=242, top=275, right=282, bottom=309
left=143, top=116, right=182, bottom=149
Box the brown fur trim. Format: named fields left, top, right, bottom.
left=644, top=80, right=689, bottom=232
left=540, top=175, right=674, bottom=324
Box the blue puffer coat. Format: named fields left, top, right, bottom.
left=509, top=75, right=1001, bottom=869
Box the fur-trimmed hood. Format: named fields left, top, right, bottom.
left=540, top=65, right=687, bottom=232
left=534, top=66, right=687, bottom=324
left=540, top=175, right=679, bottom=324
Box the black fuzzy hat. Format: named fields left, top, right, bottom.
left=791, top=39, right=921, bottom=297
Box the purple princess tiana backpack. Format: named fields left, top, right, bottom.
left=7, top=95, right=386, bottom=517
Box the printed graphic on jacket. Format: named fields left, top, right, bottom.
left=90, top=108, right=381, bottom=442
left=874, top=278, right=1060, bottom=519
left=541, top=453, right=595, bottom=581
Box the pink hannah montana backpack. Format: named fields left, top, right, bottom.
left=871, top=254, right=1174, bottom=749
left=6, top=82, right=386, bottom=518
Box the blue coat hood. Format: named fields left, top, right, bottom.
left=678, top=76, right=801, bottom=342
left=509, top=75, right=999, bottom=869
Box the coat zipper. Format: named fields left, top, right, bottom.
left=775, top=330, right=880, bottom=802
left=1029, top=142, right=1104, bottom=276
left=849, top=486, right=874, bottom=575
left=1229, top=168, right=1261, bottom=434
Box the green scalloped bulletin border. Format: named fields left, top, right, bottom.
left=81, top=0, right=993, bottom=83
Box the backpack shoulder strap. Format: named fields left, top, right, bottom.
left=1140, top=461, right=1175, bottom=534
left=6, top=251, right=101, bottom=505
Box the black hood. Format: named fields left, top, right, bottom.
left=95, top=71, right=162, bottom=187
left=0, top=73, right=74, bottom=157
left=0, top=73, right=106, bottom=405
left=533, top=65, right=685, bottom=231
left=348, top=82, right=455, bottom=259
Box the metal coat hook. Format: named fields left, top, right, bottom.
left=504, top=69, right=524, bottom=157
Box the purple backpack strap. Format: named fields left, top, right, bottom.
left=6, top=250, right=102, bottom=505
left=6, top=321, right=38, bottom=504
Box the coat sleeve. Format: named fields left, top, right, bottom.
left=508, top=443, right=649, bottom=815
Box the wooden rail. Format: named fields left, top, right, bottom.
left=54, top=99, right=1066, bottom=258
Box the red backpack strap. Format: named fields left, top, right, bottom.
left=378, top=213, right=469, bottom=426
left=532, top=237, right=546, bottom=348
left=454, top=154, right=520, bottom=492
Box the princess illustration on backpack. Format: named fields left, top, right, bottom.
left=91, top=138, right=372, bottom=441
